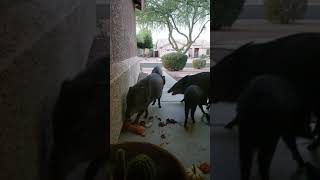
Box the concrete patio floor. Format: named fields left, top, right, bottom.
left=118, top=68, right=210, bottom=180
left=211, top=103, right=320, bottom=180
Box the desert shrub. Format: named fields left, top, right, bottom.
left=200, top=54, right=208, bottom=60
left=212, top=0, right=246, bottom=30
left=192, top=59, right=206, bottom=69
left=265, top=0, right=307, bottom=24
left=161, top=52, right=188, bottom=71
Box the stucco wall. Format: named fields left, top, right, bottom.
left=110, top=0, right=137, bottom=64
left=110, top=0, right=141, bottom=144
left=0, top=1, right=96, bottom=180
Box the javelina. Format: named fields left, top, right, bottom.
left=235, top=75, right=312, bottom=180
left=151, top=66, right=166, bottom=106
left=211, top=33, right=320, bottom=149
left=50, top=57, right=108, bottom=180
left=184, top=85, right=210, bottom=127
left=168, top=72, right=209, bottom=95
left=168, top=72, right=210, bottom=109
left=126, top=73, right=165, bottom=123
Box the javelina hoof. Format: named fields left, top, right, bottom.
left=159, top=105, right=162, bottom=108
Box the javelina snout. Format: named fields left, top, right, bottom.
left=168, top=75, right=189, bottom=95
left=125, top=85, right=149, bottom=123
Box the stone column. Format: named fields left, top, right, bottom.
left=110, top=0, right=143, bottom=144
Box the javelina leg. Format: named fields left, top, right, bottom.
left=282, top=136, right=304, bottom=167
left=199, top=105, right=210, bottom=124
left=85, top=158, right=106, bottom=180
left=191, top=106, right=196, bottom=124
left=157, top=98, right=161, bottom=108
left=239, top=132, right=254, bottom=180
left=152, top=99, right=156, bottom=105
left=257, top=138, right=278, bottom=180
left=184, top=106, right=189, bottom=127
left=144, top=109, right=148, bottom=118
left=199, top=105, right=206, bottom=115
left=134, top=111, right=144, bottom=124
left=225, top=118, right=238, bottom=129
left=180, top=98, right=185, bottom=103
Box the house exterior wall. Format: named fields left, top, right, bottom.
left=0, top=0, right=96, bottom=180
left=110, top=0, right=142, bottom=144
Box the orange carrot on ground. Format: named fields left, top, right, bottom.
left=123, top=121, right=145, bottom=136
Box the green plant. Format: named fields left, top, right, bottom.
left=199, top=54, right=208, bottom=60
left=137, top=28, right=153, bottom=49
left=212, top=0, right=246, bottom=30
left=265, top=0, right=307, bottom=24
left=192, top=59, right=206, bottom=69
left=161, top=52, right=188, bottom=71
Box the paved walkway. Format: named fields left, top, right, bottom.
left=119, top=68, right=210, bottom=180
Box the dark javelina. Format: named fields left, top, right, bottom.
left=168, top=72, right=210, bottom=108
left=236, top=75, right=312, bottom=180
left=151, top=66, right=166, bottom=106
left=126, top=73, right=165, bottom=123
left=184, top=85, right=210, bottom=127
left=211, top=33, right=320, bottom=149
left=50, top=57, right=108, bottom=180
left=168, top=72, right=209, bottom=95
left=151, top=65, right=163, bottom=76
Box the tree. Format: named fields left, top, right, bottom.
left=136, top=0, right=210, bottom=54
left=136, top=28, right=153, bottom=56
left=136, top=28, right=153, bottom=49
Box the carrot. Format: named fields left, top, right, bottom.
left=123, top=121, right=145, bottom=136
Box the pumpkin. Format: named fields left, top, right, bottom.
left=126, top=154, right=157, bottom=180
left=186, top=164, right=204, bottom=180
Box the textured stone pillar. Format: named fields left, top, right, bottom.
left=110, top=0, right=143, bottom=144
